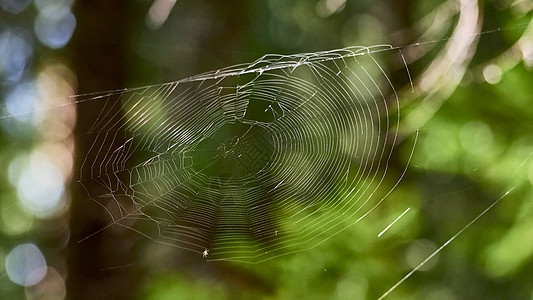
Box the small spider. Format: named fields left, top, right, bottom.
left=202, top=249, right=209, bottom=258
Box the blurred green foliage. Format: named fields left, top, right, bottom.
left=1, top=0, right=533, bottom=299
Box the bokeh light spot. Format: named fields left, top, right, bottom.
left=25, top=267, right=66, bottom=300
left=0, top=0, right=32, bottom=14
left=483, top=64, right=502, bottom=84
left=34, top=0, right=74, bottom=17
left=34, top=10, right=76, bottom=49
left=459, top=121, right=493, bottom=155
left=5, top=243, right=47, bottom=287
left=421, top=124, right=460, bottom=172
left=17, top=152, right=65, bottom=218
left=0, top=198, right=33, bottom=235
left=336, top=274, right=368, bottom=300
left=316, top=0, right=346, bottom=18
left=519, top=38, right=533, bottom=68
left=4, top=81, right=37, bottom=122
left=0, top=29, right=33, bottom=82
left=405, top=239, right=438, bottom=271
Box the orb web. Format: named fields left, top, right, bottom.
left=77, top=46, right=410, bottom=263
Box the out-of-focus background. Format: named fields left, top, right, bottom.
left=1, top=0, right=532, bottom=299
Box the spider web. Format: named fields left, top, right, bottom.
left=76, top=45, right=412, bottom=263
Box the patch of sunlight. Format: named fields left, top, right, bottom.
left=484, top=217, right=533, bottom=277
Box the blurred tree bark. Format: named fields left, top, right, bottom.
left=68, top=1, right=137, bottom=299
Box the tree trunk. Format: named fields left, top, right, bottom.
left=68, top=1, right=138, bottom=299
